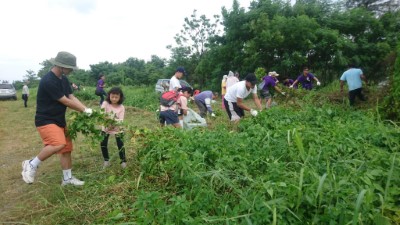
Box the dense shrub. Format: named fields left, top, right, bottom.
left=381, top=43, right=400, bottom=121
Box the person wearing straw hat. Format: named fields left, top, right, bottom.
left=260, top=71, right=286, bottom=109
left=21, top=51, right=93, bottom=186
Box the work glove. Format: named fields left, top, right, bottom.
left=317, top=81, right=321, bottom=86
left=289, top=85, right=294, bottom=89
left=211, top=113, right=216, bottom=117
left=250, top=109, right=258, bottom=117
left=84, top=108, right=93, bottom=116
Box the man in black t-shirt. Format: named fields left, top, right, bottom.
left=21, top=51, right=93, bottom=186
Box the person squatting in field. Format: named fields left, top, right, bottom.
left=290, top=67, right=321, bottom=90
left=224, top=73, right=263, bottom=122
left=194, top=90, right=218, bottom=118
left=100, top=87, right=127, bottom=169
left=176, top=87, right=193, bottom=128
left=340, top=63, right=368, bottom=106
left=21, top=51, right=93, bottom=186
left=159, top=86, right=193, bottom=128
left=282, top=78, right=296, bottom=88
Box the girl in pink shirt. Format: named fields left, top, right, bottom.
left=177, top=87, right=193, bottom=128
left=100, top=87, right=126, bottom=169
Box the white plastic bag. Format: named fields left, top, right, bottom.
left=258, top=80, right=265, bottom=90
left=183, top=108, right=207, bottom=130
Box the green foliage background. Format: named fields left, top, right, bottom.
left=381, top=43, right=400, bottom=120
left=13, top=0, right=400, bottom=121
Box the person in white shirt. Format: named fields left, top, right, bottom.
left=169, top=67, right=186, bottom=91
left=22, top=82, right=30, bottom=107
left=224, top=73, right=262, bottom=122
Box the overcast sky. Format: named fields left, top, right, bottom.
left=0, top=0, right=252, bottom=82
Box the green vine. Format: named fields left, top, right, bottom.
left=67, top=109, right=121, bottom=145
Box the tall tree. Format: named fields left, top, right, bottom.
left=174, top=10, right=220, bottom=59
left=345, top=0, right=400, bottom=14
left=23, top=70, right=38, bottom=82
left=37, top=60, right=52, bottom=78
left=90, top=61, right=115, bottom=82
left=169, top=10, right=220, bottom=86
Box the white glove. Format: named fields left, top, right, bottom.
left=84, top=108, right=93, bottom=116
left=211, top=113, right=216, bottom=117
left=281, top=92, right=286, bottom=96
left=289, top=85, right=294, bottom=89
left=250, top=109, right=258, bottom=117
left=317, top=81, right=321, bottom=86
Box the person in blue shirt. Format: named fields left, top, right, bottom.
left=194, top=90, right=218, bottom=118
left=340, top=64, right=368, bottom=106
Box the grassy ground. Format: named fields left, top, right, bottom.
left=0, top=87, right=228, bottom=224
left=0, top=90, right=161, bottom=224
left=0, top=84, right=397, bottom=224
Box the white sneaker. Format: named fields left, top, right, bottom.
left=103, top=161, right=110, bottom=169
left=61, top=176, right=85, bottom=186
left=21, top=160, right=36, bottom=184
left=121, top=162, right=127, bottom=169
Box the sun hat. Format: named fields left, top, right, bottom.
left=245, top=73, right=257, bottom=85
left=268, top=71, right=279, bottom=76
left=49, top=51, right=78, bottom=70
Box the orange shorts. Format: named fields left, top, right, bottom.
left=37, top=124, right=73, bottom=154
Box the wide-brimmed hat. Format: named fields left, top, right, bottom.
left=268, top=71, right=279, bottom=76
left=49, top=51, right=78, bottom=70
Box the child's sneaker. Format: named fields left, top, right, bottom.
left=121, top=162, right=127, bottom=169
left=21, top=160, right=36, bottom=184
left=103, top=161, right=110, bottom=169
left=61, top=176, right=85, bottom=186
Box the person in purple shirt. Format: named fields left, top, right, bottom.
left=283, top=78, right=296, bottom=88
left=194, top=90, right=218, bottom=118
left=95, top=73, right=107, bottom=106
left=260, top=71, right=286, bottom=109
left=290, top=67, right=321, bottom=90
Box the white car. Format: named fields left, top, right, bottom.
left=155, top=79, right=192, bottom=93
left=0, top=83, right=17, bottom=100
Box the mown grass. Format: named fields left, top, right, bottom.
left=1, top=84, right=399, bottom=224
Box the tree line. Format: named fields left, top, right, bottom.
left=18, top=0, right=399, bottom=92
